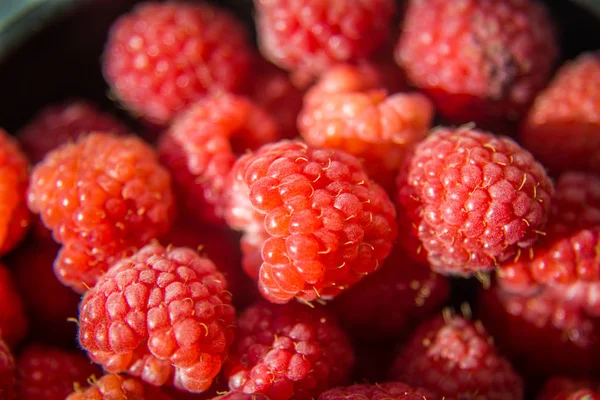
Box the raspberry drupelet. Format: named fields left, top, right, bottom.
left=27, top=133, right=175, bottom=293
left=223, top=140, right=397, bottom=303
left=0, top=339, right=15, bottom=400
left=536, top=377, right=600, bottom=400
left=103, top=2, right=253, bottom=126
left=395, top=0, right=558, bottom=125
left=224, top=301, right=354, bottom=400
left=66, top=373, right=173, bottom=400
left=318, top=382, right=436, bottom=400
left=396, top=126, right=553, bottom=275
left=211, top=393, right=271, bottom=400
left=0, top=264, right=28, bottom=348
left=388, top=313, right=524, bottom=400
left=158, top=93, right=279, bottom=225
left=78, top=243, right=236, bottom=393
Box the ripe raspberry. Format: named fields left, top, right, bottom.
left=16, top=100, right=129, bottom=164
left=225, top=301, right=354, bottom=400
left=254, top=0, right=397, bottom=78
left=537, top=377, right=600, bottom=400
left=395, top=0, right=558, bottom=125
left=27, top=133, right=175, bottom=293
left=0, top=339, right=15, bottom=400
left=103, top=2, right=253, bottom=126
left=388, top=313, right=524, bottom=400
left=66, top=373, right=173, bottom=400
left=78, top=243, right=236, bottom=393
left=158, top=93, right=279, bottom=225
left=331, top=244, right=450, bottom=340
left=16, top=345, right=101, bottom=400
left=212, top=393, right=270, bottom=400
left=223, top=140, right=397, bottom=303
left=0, top=128, right=30, bottom=256
left=0, top=264, right=28, bottom=348
left=396, top=126, right=553, bottom=275
left=318, top=382, right=435, bottom=400
left=521, top=52, right=600, bottom=174
left=299, top=64, right=434, bottom=193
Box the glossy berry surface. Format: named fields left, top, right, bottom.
left=66, top=373, right=173, bottom=400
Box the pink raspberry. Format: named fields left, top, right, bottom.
left=318, top=382, right=435, bottom=400
left=103, top=2, right=253, bottom=126
left=0, top=264, right=28, bottom=348
left=224, top=301, right=354, bottom=400
left=0, top=338, right=15, bottom=400
left=78, top=243, right=236, bottom=393
left=66, top=373, right=173, bottom=400
left=396, top=126, right=553, bottom=275
left=536, top=377, right=600, bottom=400
left=223, top=140, right=397, bottom=303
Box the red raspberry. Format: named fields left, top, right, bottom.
left=388, top=313, right=524, bottom=400
left=212, top=393, right=270, bottom=400
left=0, top=339, right=15, bottom=400
left=254, top=0, right=397, bottom=79
left=298, top=64, right=434, bottom=193
left=396, top=126, right=553, bottom=275
left=78, top=243, right=236, bottom=393
left=15, top=345, right=101, bottom=400
left=395, top=0, right=558, bottom=125
left=223, top=140, right=397, bottom=303
left=16, top=100, right=129, bottom=164
left=224, top=301, right=354, bottom=400
left=0, top=264, right=28, bottom=348
left=331, top=244, right=450, bottom=340
left=27, top=133, right=175, bottom=293
left=521, top=52, right=600, bottom=174
left=158, top=93, right=279, bottom=225
left=103, top=2, right=253, bottom=126
left=66, top=373, right=173, bottom=400
left=537, top=377, right=600, bottom=400
left=0, top=128, right=30, bottom=256
left=318, top=382, right=436, bottom=400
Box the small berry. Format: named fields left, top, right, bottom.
left=318, top=382, right=436, bottom=400
left=0, top=338, right=16, bottom=400
left=396, top=126, right=553, bottom=275
left=225, top=301, right=354, bottom=400
left=66, top=373, right=173, bottom=400
left=27, top=133, right=175, bottom=292
left=103, top=1, right=253, bottom=125
left=536, top=377, right=600, bottom=400
left=0, top=264, right=28, bottom=348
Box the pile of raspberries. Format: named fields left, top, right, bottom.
left=1, top=0, right=600, bottom=399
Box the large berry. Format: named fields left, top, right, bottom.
left=223, top=140, right=397, bottom=303
left=521, top=52, right=600, bottom=174
left=225, top=301, right=354, bottom=400
left=66, top=373, right=173, bottom=400
left=319, top=382, right=435, bottom=400
left=103, top=2, right=253, bottom=126
left=0, top=264, right=28, bottom=348
left=27, top=133, right=174, bottom=292
left=396, top=126, right=553, bottom=275
left=0, top=339, right=15, bottom=400
left=78, top=243, right=236, bottom=393
left=536, top=377, right=600, bottom=400
left=388, top=313, right=524, bottom=400
left=158, top=93, right=279, bottom=225
left=395, top=0, right=558, bottom=125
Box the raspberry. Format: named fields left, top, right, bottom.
left=78, top=243, right=236, bottom=393
left=0, top=264, right=28, bottom=348
left=395, top=0, right=558, bottom=125
left=27, top=133, right=175, bottom=292
left=0, top=339, right=15, bottom=400
left=224, top=301, right=354, bottom=400
left=537, top=377, right=600, bottom=400
left=521, top=52, right=600, bottom=174
left=66, top=373, right=173, bottom=400
left=158, top=93, right=279, bottom=225
left=396, top=126, right=553, bottom=275
left=103, top=2, right=253, bottom=126
left=0, top=128, right=30, bottom=256
left=15, top=345, right=101, bottom=400
left=388, top=313, right=524, bottom=400
left=318, top=382, right=435, bottom=400
left=212, top=393, right=270, bottom=400
left=331, top=244, right=450, bottom=340
left=223, top=140, right=397, bottom=303
left=16, top=100, right=129, bottom=163
left=254, top=0, right=397, bottom=78
left=298, top=64, right=434, bottom=192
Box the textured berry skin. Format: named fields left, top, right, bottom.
left=521, top=52, right=600, bottom=174
left=254, top=0, right=397, bottom=78
left=103, top=2, right=253, bottom=126
left=331, top=244, right=450, bottom=340
left=0, top=128, right=30, bottom=256
left=66, top=373, right=173, bottom=400
left=389, top=314, right=524, bottom=400
left=212, top=393, right=271, bottom=400
left=223, top=140, right=397, bottom=303
left=396, top=126, right=553, bottom=275
left=16, top=345, right=101, bottom=400
left=27, top=133, right=174, bottom=293
left=395, top=0, right=558, bottom=125
left=16, top=100, right=129, bottom=163
left=0, top=339, right=16, bottom=400
left=318, top=382, right=436, bottom=400
left=158, top=93, right=279, bottom=225
left=0, top=264, right=28, bottom=348
left=225, top=301, right=354, bottom=400
left=299, top=64, right=434, bottom=193
left=78, top=243, right=236, bottom=393
left=537, top=377, right=600, bottom=400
